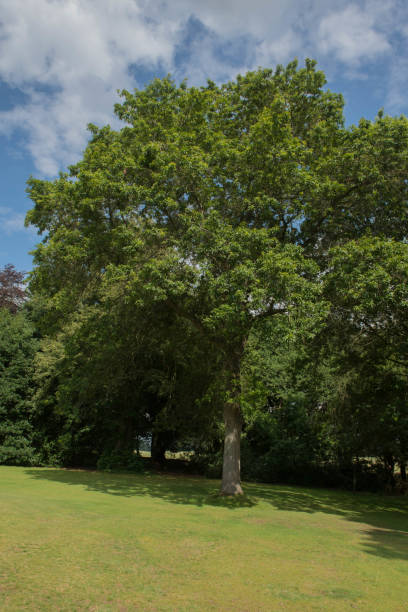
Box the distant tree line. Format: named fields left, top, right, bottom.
left=1, top=60, right=407, bottom=494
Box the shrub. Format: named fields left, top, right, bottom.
left=96, top=448, right=145, bottom=472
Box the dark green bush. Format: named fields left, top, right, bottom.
left=0, top=310, right=39, bottom=466
left=96, top=448, right=145, bottom=472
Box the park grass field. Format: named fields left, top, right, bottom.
left=0, top=467, right=407, bottom=611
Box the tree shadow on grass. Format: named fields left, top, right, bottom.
left=24, top=468, right=256, bottom=508
left=245, top=481, right=408, bottom=562
left=24, top=468, right=408, bottom=561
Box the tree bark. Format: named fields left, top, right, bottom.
left=114, top=415, right=134, bottom=451
left=220, top=402, right=243, bottom=495
left=384, top=454, right=395, bottom=490
left=151, top=431, right=171, bottom=465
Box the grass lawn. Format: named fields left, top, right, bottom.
left=0, top=467, right=407, bottom=611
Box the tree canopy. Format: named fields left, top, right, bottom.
left=24, top=59, right=408, bottom=493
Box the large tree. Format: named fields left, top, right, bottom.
left=26, top=60, right=408, bottom=493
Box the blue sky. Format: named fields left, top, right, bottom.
left=1, top=0, right=408, bottom=272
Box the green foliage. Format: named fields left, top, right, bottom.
left=242, top=403, right=319, bottom=483
left=23, top=60, right=408, bottom=488
left=96, top=448, right=144, bottom=472
left=323, top=237, right=408, bottom=472
left=25, top=61, right=334, bottom=483
left=0, top=309, right=38, bottom=465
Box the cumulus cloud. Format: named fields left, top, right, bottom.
left=0, top=0, right=404, bottom=176
left=318, top=3, right=391, bottom=64
left=0, top=0, right=175, bottom=175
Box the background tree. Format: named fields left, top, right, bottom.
left=323, top=237, right=408, bottom=484
left=31, top=271, right=221, bottom=469
left=0, top=309, right=38, bottom=465
left=0, top=264, right=26, bottom=314
left=0, top=264, right=37, bottom=466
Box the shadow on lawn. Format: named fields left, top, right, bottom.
left=24, top=468, right=408, bottom=561
left=246, top=481, right=408, bottom=562
left=24, top=468, right=255, bottom=508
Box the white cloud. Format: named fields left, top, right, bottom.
left=0, top=0, right=175, bottom=175
left=318, top=3, right=391, bottom=64
left=0, top=0, right=405, bottom=176
left=0, top=206, right=32, bottom=234
left=386, top=55, right=408, bottom=111
left=165, top=0, right=298, bottom=40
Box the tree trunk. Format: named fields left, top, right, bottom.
left=151, top=431, right=170, bottom=465
left=352, top=458, right=358, bottom=493
left=220, top=402, right=243, bottom=495
left=114, top=415, right=134, bottom=451
left=384, top=453, right=395, bottom=491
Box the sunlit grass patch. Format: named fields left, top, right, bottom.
left=0, top=466, right=407, bottom=611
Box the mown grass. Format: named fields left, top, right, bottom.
left=0, top=467, right=407, bottom=611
